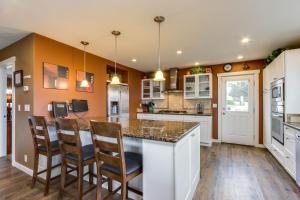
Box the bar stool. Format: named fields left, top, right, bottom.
left=55, top=118, right=96, bottom=200
left=90, top=121, right=143, bottom=200
left=28, top=116, right=61, bottom=196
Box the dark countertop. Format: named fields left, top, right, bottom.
left=137, top=112, right=212, bottom=116
left=48, top=117, right=200, bottom=143
left=284, top=122, right=300, bottom=131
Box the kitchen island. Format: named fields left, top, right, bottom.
left=47, top=117, right=201, bottom=200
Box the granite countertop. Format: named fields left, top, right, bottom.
left=137, top=112, right=212, bottom=116
left=48, top=117, right=199, bottom=143
left=284, top=122, right=300, bottom=131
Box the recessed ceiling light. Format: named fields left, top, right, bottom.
left=237, top=55, right=244, bottom=59
left=241, top=37, right=250, bottom=44
left=176, top=50, right=183, bottom=55
left=131, top=58, right=137, bottom=62
left=195, top=62, right=200, bottom=66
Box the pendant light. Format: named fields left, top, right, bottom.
left=80, top=41, right=89, bottom=88
left=110, top=30, right=121, bottom=85
left=153, top=16, right=165, bottom=81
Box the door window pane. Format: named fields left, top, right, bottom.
left=226, top=80, right=249, bottom=112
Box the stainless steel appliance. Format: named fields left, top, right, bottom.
left=169, top=68, right=179, bottom=90
left=296, top=133, right=300, bottom=186
left=107, top=84, right=129, bottom=117
left=271, top=79, right=285, bottom=144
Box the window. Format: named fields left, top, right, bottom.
left=226, top=80, right=249, bottom=112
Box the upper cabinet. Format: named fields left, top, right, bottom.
left=184, top=73, right=212, bottom=99
left=141, top=79, right=165, bottom=100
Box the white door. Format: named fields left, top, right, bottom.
left=221, top=75, right=254, bottom=145
left=0, top=65, right=7, bottom=157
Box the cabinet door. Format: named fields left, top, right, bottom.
left=152, top=80, right=164, bottom=99
left=199, top=122, right=209, bottom=144
left=198, top=74, right=212, bottom=98
left=184, top=75, right=197, bottom=99
left=142, top=79, right=152, bottom=99
left=263, top=66, right=271, bottom=91
left=190, top=127, right=200, bottom=187
left=271, top=52, right=285, bottom=81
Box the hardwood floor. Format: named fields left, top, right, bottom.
left=0, top=143, right=299, bottom=200
left=195, top=143, right=300, bottom=200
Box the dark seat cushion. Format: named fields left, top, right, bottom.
left=65, top=144, right=95, bottom=161
left=101, top=152, right=142, bottom=175
left=37, top=140, right=60, bottom=152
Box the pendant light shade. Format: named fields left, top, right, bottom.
left=153, top=16, right=165, bottom=81
left=80, top=41, right=89, bottom=88
left=110, top=30, right=121, bottom=85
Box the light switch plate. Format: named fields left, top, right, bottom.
left=48, top=104, right=53, bottom=111
left=24, top=104, right=30, bottom=112
left=18, top=105, right=21, bottom=111
left=212, top=104, right=218, bottom=108
left=23, top=86, right=29, bottom=91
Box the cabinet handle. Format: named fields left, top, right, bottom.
left=191, top=133, right=196, bottom=137
left=285, top=137, right=289, bottom=140
left=286, top=156, right=290, bottom=159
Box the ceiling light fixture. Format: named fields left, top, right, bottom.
left=80, top=41, right=89, bottom=88
left=176, top=50, right=183, bottom=55
left=153, top=16, right=166, bottom=82
left=241, top=37, right=250, bottom=44
left=110, top=30, right=121, bottom=85
left=132, top=58, right=137, bottom=62
left=195, top=62, right=200, bottom=66
left=237, top=55, right=244, bottom=59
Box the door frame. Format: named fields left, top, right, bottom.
left=0, top=57, right=16, bottom=161
left=217, top=70, right=261, bottom=147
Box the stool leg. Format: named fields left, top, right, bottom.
left=59, top=161, right=67, bottom=199
left=88, top=164, right=93, bottom=185
left=31, top=151, right=39, bottom=188
left=108, top=178, right=113, bottom=192
left=121, top=180, right=127, bottom=200
left=77, top=164, right=83, bottom=200
left=126, top=182, right=129, bottom=198
left=96, top=167, right=102, bottom=200
left=44, top=155, right=52, bottom=196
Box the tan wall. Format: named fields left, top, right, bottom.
left=0, top=34, right=35, bottom=168
left=33, top=34, right=142, bottom=120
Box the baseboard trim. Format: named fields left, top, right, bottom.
left=212, top=139, right=221, bottom=143
left=255, top=144, right=265, bottom=148
left=12, top=161, right=33, bottom=176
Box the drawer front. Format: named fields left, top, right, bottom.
left=270, top=144, right=285, bottom=165
left=284, top=133, right=296, bottom=155
left=284, top=150, right=296, bottom=179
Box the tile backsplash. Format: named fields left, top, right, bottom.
left=142, top=92, right=212, bottom=114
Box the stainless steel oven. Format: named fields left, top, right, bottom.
left=271, top=113, right=284, bottom=144
left=271, top=78, right=285, bottom=144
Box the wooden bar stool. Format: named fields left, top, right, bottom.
left=28, top=116, right=61, bottom=196
left=90, top=121, right=143, bottom=200
left=55, top=118, right=96, bottom=200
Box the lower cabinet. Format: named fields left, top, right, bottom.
left=137, top=113, right=212, bottom=146
left=267, top=125, right=297, bottom=180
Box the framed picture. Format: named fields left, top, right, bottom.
left=76, top=70, right=94, bottom=93
left=13, top=70, right=23, bottom=87
left=43, top=62, right=69, bottom=89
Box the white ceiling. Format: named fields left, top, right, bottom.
left=1, top=0, right=300, bottom=72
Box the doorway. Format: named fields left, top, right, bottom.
left=0, top=57, right=15, bottom=160
left=218, top=70, right=260, bottom=146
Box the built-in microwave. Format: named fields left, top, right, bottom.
left=271, top=78, right=284, bottom=103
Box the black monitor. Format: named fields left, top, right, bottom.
left=72, top=99, right=88, bottom=112
left=52, top=102, right=68, bottom=118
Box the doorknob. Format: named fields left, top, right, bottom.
left=3, top=115, right=7, bottom=118
left=222, top=112, right=226, bottom=115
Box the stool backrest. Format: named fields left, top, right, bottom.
left=55, top=118, right=82, bottom=161
left=90, top=121, right=126, bottom=177
left=28, top=116, right=51, bottom=153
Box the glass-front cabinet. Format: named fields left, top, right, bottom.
left=142, top=79, right=165, bottom=100
left=184, top=73, right=212, bottom=99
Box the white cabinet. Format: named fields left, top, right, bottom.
left=184, top=73, right=212, bottom=99
left=137, top=113, right=212, bottom=146
left=271, top=52, right=285, bottom=81
left=141, top=79, right=165, bottom=100
left=284, top=49, right=300, bottom=114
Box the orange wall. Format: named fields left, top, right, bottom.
left=33, top=34, right=142, bottom=120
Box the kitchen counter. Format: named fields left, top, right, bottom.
left=284, top=122, right=300, bottom=131
left=48, top=117, right=199, bottom=143
left=137, top=111, right=212, bottom=116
